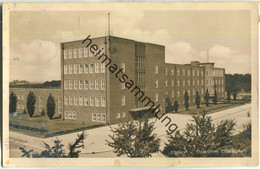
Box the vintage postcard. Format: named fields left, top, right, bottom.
left=2, top=2, right=259, bottom=167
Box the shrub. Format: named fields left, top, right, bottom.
left=106, top=118, right=160, bottom=157
left=47, top=94, right=55, bottom=119
left=184, top=91, right=189, bottom=110
left=173, top=101, right=179, bottom=113
left=213, top=89, right=218, bottom=104
left=162, top=110, right=237, bottom=157
left=204, top=89, right=210, bottom=107
left=20, top=131, right=87, bottom=158
left=41, top=109, right=45, bottom=116
left=27, top=91, right=36, bottom=117
left=9, top=92, right=18, bottom=114
left=195, top=91, right=200, bottom=108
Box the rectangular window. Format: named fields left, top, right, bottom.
left=69, top=49, right=72, bottom=59
left=183, top=69, right=185, bottom=76
left=101, top=80, right=106, bottom=90
left=72, top=111, right=77, bottom=120
left=101, top=96, right=106, bottom=107
left=121, top=95, right=125, bottom=106
left=69, top=96, right=73, bottom=105
left=172, top=91, right=174, bottom=97
left=188, top=80, right=190, bottom=86
left=155, top=93, right=158, bottom=102
left=101, top=114, right=106, bottom=122
left=121, top=83, right=125, bottom=89
left=97, top=114, right=101, bottom=122
left=78, top=48, right=83, bottom=58
left=90, top=80, right=94, bottom=90
left=74, top=64, right=78, bottom=74
left=101, top=62, right=105, bottom=73
left=202, top=71, right=204, bottom=76
left=122, top=112, right=126, bottom=118
left=116, top=113, right=120, bottom=119
left=84, top=48, right=88, bottom=57
left=79, top=64, right=83, bottom=74
left=171, top=69, right=174, bottom=76
left=58, top=97, right=62, bottom=113
left=95, top=63, right=100, bottom=73
left=155, top=65, right=158, bottom=74
left=95, top=80, right=100, bottom=90
left=89, top=48, right=94, bottom=57
left=84, top=80, right=88, bottom=90
left=121, top=63, right=125, bottom=73
left=79, top=96, right=83, bottom=106
left=95, top=97, right=100, bottom=107
left=69, top=80, right=73, bottom=90
left=183, top=80, right=185, bottom=86
left=202, top=80, right=204, bottom=85
left=79, top=80, right=83, bottom=90
left=177, top=80, right=179, bottom=86
left=177, top=91, right=180, bottom=97
left=74, top=96, right=78, bottom=105
left=84, top=96, right=89, bottom=106
left=165, top=80, right=168, bottom=87
left=92, top=113, right=97, bottom=121
left=197, top=80, right=199, bottom=85
left=74, top=80, right=78, bottom=90
left=64, top=50, right=68, bottom=59
left=89, top=64, right=94, bottom=73
left=64, top=65, right=68, bottom=74
left=171, top=80, right=174, bottom=87
left=90, top=97, right=94, bottom=106
left=64, top=96, right=68, bottom=105
left=193, top=70, right=195, bottom=76
left=84, top=64, right=88, bottom=74
left=197, top=70, right=200, bottom=76
left=73, top=49, right=78, bottom=58
left=64, top=80, right=68, bottom=89
left=188, top=70, right=190, bottom=76
left=155, top=80, right=159, bottom=88
left=69, top=65, right=73, bottom=74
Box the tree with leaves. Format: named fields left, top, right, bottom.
left=213, top=89, right=218, bottom=105
left=162, top=110, right=236, bottom=157
left=165, top=96, right=173, bottom=113
left=9, top=92, right=18, bottom=114
left=184, top=90, right=189, bottom=111
left=173, top=101, right=179, bottom=113
left=47, top=94, right=55, bottom=119
left=204, top=89, right=210, bottom=107
left=26, top=91, right=36, bottom=117
left=20, top=131, right=87, bottom=158
left=195, top=91, right=200, bottom=108
left=227, top=91, right=231, bottom=102
left=106, top=118, right=160, bottom=157
left=233, top=90, right=237, bottom=101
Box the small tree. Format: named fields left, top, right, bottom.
left=47, top=94, right=55, bottom=119
left=184, top=90, right=189, bottom=110
left=227, top=91, right=231, bottom=102
left=162, top=110, right=236, bottom=157
left=213, top=89, right=218, bottom=105
left=233, top=90, right=237, bottom=101
left=195, top=91, right=200, bottom=108
left=173, top=101, right=179, bottom=113
left=204, top=89, right=210, bottom=107
left=165, top=96, right=173, bottom=113
left=106, top=118, right=160, bottom=157
left=27, top=91, right=36, bottom=117
left=9, top=92, right=18, bottom=114
left=20, top=131, right=87, bottom=158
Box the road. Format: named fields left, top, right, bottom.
left=8, top=103, right=251, bottom=158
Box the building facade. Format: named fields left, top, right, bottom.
left=10, top=35, right=225, bottom=125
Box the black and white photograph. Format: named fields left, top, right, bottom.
left=2, top=2, right=259, bottom=167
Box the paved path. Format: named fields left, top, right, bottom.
left=8, top=103, right=251, bottom=158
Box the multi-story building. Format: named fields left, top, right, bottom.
left=10, top=35, right=225, bottom=125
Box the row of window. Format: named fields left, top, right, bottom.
left=116, top=112, right=126, bottom=119
left=64, top=96, right=106, bottom=107
left=64, top=111, right=77, bottom=120
left=17, top=104, right=25, bottom=109
left=64, top=80, right=106, bottom=90
left=17, top=95, right=25, bottom=100
left=64, top=45, right=105, bottom=59
left=92, top=113, right=106, bottom=122
left=165, top=67, right=204, bottom=77
left=166, top=87, right=225, bottom=98
left=206, top=79, right=224, bottom=85
left=64, top=63, right=106, bottom=75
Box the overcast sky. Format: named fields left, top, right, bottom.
left=10, top=9, right=251, bottom=82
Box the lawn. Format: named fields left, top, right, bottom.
left=171, top=99, right=251, bottom=115
left=9, top=113, right=105, bottom=138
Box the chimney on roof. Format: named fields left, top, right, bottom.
left=191, top=61, right=200, bottom=66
